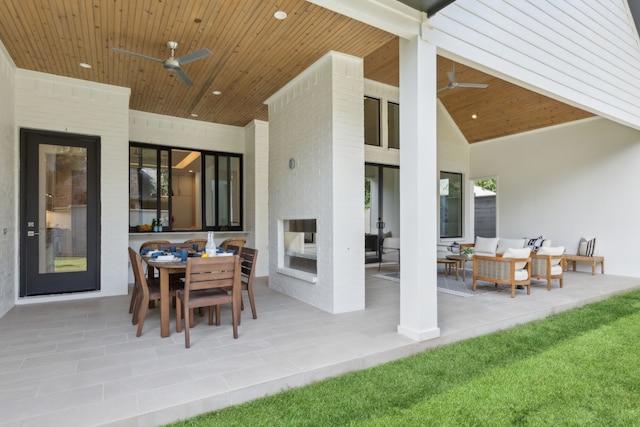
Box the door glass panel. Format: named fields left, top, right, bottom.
left=40, top=144, right=87, bottom=273
left=365, top=165, right=380, bottom=262
left=440, top=171, right=463, bottom=238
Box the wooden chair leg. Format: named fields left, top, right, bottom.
left=247, top=289, right=257, bottom=319
left=176, top=298, right=183, bottom=332
left=132, top=291, right=142, bottom=325
left=128, top=285, right=138, bottom=314
left=231, top=302, right=239, bottom=339
left=184, top=302, right=191, bottom=348
left=136, top=296, right=149, bottom=337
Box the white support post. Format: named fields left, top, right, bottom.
left=397, top=36, right=440, bottom=341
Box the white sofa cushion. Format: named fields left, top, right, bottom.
left=503, top=247, right=532, bottom=270
left=497, top=238, right=526, bottom=254
left=514, top=269, right=530, bottom=281
left=550, top=265, right=563, bottom=275
left=474, top=237, right=500, bottom=256
left=537, top=246, right=565, bottom=266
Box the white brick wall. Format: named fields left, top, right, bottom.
left=0, top=40, right=16, bottom=317
left=266, top=51, right=365, bottom=313
left=244, top=120, right=270, bottom=277
left=14, top=70, right=131, bottom=302
left=129, top=110, right=245, bottom=153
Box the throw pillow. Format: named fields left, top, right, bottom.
left=503, top=247, right=532, bottom=270
left=578, top=237, right=596, bottom=257
left=474, top=236, right=500, bottom=255
left=526, top=236, right=546, bottom=251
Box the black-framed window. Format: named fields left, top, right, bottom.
left=364, top=96, right=381, bottom=146
left=129, top=142, right=243, bottom=232
left=440, top=171, right=462, bottom=238
left=387, top=101, right=400, bottom=149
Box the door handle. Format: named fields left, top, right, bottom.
left=27, top=231, right=40, bottom=237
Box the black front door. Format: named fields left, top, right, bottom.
left=20, top=129, right=100, bottom=296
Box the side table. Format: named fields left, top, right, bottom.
left=446, top=254, right=472, bottom=282
left=437, top=258, right=459, bottom=280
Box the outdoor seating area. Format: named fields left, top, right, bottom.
left=128, top=240, right=259, bottom=344
left=0, top=268, right=638, bottom=426
left=440, top=236, right=604, bottom=297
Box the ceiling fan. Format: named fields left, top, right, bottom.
left=112, top=41, right=212, bottom=86
left=438, top=62, right=489, bottom=93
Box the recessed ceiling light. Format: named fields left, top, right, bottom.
left=274, top=10, right=287, bottom=20
left=212, top=90, right=222, bottom=95
left=79, top=63, right=92, bottom=69
left=471, top=114, right=478, bottom=119
left=191, top=113, right=198, bottom=117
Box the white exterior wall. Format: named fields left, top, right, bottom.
left=470, top=117, right=640, bottom=276
left=425, top=0, right=640, bottom=131
left=14, top=70, right=131, bottom=302
left=0, top=40, right=16, bottom=317
left=129, top=110, right=245, bottom=153
left=244, top=120, right=270, bottom=277
left=436, top=100, right=472, bottom=242
left=266, top=52, right=365, bottom=313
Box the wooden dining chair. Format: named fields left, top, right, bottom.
left=175, top=255, right=241, bottom=348
left=225, top=244, right=242, bottom=254
left=237, top=247, right=259, bottom=320
left=220, top=237, right=246, bottom=251
left=216, top=247, right=259, bottom=322
left=128, top=247, right=182, bottom=337
left=184, top=238, right=207, bottom=251
left=129, top=240, right=171, bottom=314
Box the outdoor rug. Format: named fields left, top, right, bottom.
left=373, top=267, right=499, bottom=297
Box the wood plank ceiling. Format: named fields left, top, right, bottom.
left=0, top=0, right=592, bottom=143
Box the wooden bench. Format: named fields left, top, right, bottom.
left=562, top=254, right=604, bottom=275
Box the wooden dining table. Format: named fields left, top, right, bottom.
left=143, top=257, right=186, bottom=338
left=143, top=251, right=236, bottom=337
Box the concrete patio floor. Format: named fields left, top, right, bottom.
left=1, top=266, right=638, bottom=426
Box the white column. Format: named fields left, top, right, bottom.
left=397, top=36, right=440, bottom=341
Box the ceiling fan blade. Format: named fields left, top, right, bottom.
left=170, top=68, right=194, bottom=86
left=176, top=48, right=212, bottom=65
left=112, top=48, right=164, bottom=63
left=437, top=86, right=450, bottom=93
left=457, top=83, right=489, bottom=89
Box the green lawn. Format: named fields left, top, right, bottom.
left=167, top=289, right=640, bottom=426
left=54, top=257, right=86, bottom=272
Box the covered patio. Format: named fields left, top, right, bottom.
left=1, top=268, right=638, bottom=426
